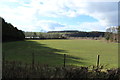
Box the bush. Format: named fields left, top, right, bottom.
left=2, top=61, right=120, bottom=80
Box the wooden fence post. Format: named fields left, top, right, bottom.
left=3, top=52, right=5, bottom=69
left=64, top=54, right=66, bottom=67
left=96, top=55, right=100, bottom=69
left=32, top=52, right=35, bottom=69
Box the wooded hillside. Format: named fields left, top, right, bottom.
left=1, top=17, right=25, bottom=42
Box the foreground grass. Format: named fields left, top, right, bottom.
left=3, top=39, right=118, bottom=68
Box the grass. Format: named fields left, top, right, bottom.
left=3, top=39, right=118, bottom=68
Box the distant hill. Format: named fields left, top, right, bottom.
left=48, top=30, right=105, bottom=38
left=48, top=30, right=79, bottom=33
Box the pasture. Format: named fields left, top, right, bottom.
left=3, top=39, right=118, bottom=68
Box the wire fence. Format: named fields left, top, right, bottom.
left=2, top=52, right=120, bottom=79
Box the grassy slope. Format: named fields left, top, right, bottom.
left=3, top=39, right=118, bottom=68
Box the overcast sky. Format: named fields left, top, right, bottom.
left=0, top=0, right=119, bottom=32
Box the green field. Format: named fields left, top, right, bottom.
left=3, top=39, right=118, bottom=68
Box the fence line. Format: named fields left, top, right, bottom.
left=3, top=52, right=101, bottom=69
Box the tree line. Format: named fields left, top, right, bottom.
left=24, top=31, right=105, bottom=40
left=24, top=32, right=67, bottom=39
left=1, top=17, right=25, bottom=42
left=105, top=26, right=120, bottom=42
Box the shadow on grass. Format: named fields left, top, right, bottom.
left=3, top=40, right=87, bottom=66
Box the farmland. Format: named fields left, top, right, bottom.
left=3, top=39, right=118, bottom=68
